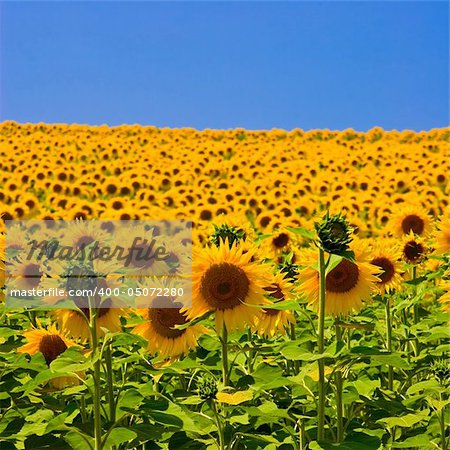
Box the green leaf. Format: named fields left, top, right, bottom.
left=325, top=255, right=343, bottom=275
left=406, top=379, right=441, bottom=395
left=391, top=434, right=433, bottom=448
left=310, top=432, right=381, bottom=449
left=103, top=427, right=137, bottom=449
left=378, top=410, right=429, bottom=428
left=286, top=227, right=315, bottom=240
left=64, top=430, right=95, bottom=450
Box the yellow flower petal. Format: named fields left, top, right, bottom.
left=216, top=390, right=253, bottom=405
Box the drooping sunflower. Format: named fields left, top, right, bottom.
left=298, top=240, right=380, bottom=316
left=18, top=323, right=81, bottom=389
left=252, top=272, right=295, bottom=338
left=391, top=205, right=432, bottom=238
left=368, top=240, right=403, bottom=294
left=185, top=241, right=271, bottom=332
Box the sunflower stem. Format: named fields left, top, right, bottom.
left=290, top=322, right=300, bottom=375
left=334, top=320, right=344, bottom=443
left=211, top=399, right=225, bottom=450
left=246, top=328, right=254, bottom=374
left=440, top=404, right=447, bottom=450
left=221, top=324, right=229, bottom=386
left=88, top=298, right=102, bottom=450
left=317, top=247, right=327, bottom=442
left=384, top=297, right=394, bottom=390
left=411, top=266, right=420, bottom=357
left=104, top=343, right=116, bottom=423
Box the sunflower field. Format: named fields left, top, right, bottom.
left=0, top=121, right=449, bottom=450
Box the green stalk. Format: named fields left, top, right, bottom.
left=88, top=299, right=102, bottom=450
left=290, top=322, right=300, bottom=375
left=317, top=248, right=327, bottom=442
left=440, top=405, right=447, bottom=450
left=246, top=328, right=254, bottom=373
left=411, top=266, right=420, bottom=357
left=221, top=324, right=229, bottom=386
left=104, top=343, right=116, bottom=423
left=384, top=297, right=394, bottom=390
left=334, top=320, right=343, bottom=443
left=211, top=400, right=225, bottom=450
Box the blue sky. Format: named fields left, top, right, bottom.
left=1, top=1, right=448, bottom=131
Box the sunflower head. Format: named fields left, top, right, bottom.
left=392, top=206, right=431, bottom=237
left=210, top=224, right=246, bottom=249
left=314, top=212, right=353, bottom=255
left=197, top=375, right=218, bottom=400
left=18, top=324, right=74, bottom=366
left=401, top=232, right=427, bottom=265
left=368, top=240, right=403, bottom=294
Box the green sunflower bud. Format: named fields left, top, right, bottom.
left=210, top=224, right=246, bottom=249
left=430, top=359, right=450, bottom=386
left=314, top=212, right=353, bottom=255
left=197, top=375, right=218, bottom=400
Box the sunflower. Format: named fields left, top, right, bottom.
left=252, top=272, right=295, bottom=338
left=133, top=303, right=208, bottom=358
left=434, top=219, right=450, bottom=255
left=439, top=281, right=450, bottom=313
left=18, top=323, right=81, bottom=389
left=209, top=213, right=255, bottom=248
left=401, top=232, right=427, bottom=265
left=391, top=205, right=431, bottom=237
left=114, top=223, right=170, bottom=277
left=7, top=255, right=45, bottom=291
left=54, top=290, right=126, bottom=341
left=368, top=240, right=403, bottom=294
left=260, top=228, right=298, bottom=261
left=298, top=240, right=380, bottom=316
left=185, top=241, right=271, bottom=332
left=60, top=219, right=109, bottom=252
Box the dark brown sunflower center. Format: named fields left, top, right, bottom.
left=403, top=241, right=424, bottom=262
left=200, top=262, right=250, bottom=310
left=371, top=257, right=395, bottom=284
left=401, top=214, right=424, bottom=235
left=76, top=235, right=95, bottom=248
left=39, top=334, right=68, bottom=366
left=263, top=283, right=284, bottom=300
left=262, top=283, right=284, bottom=316
left=128, top=244, right=156, bottom=269
left=273, top=233, right=289, bottom=249
left=76, top=296, right=113, bottom=320
left=148, top=307, right=187, bottom=338
left=326, top=259, right=359, bottom=293
left=23, top=263, right=42, bottom=288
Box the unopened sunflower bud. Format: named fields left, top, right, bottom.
left=431, top=359, right=450, bottom=386
left=210, top=224, right=246, bottom=249
left=314, top=212, right=353, bottom=255
left=197, top=375, right=218, bottom=400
